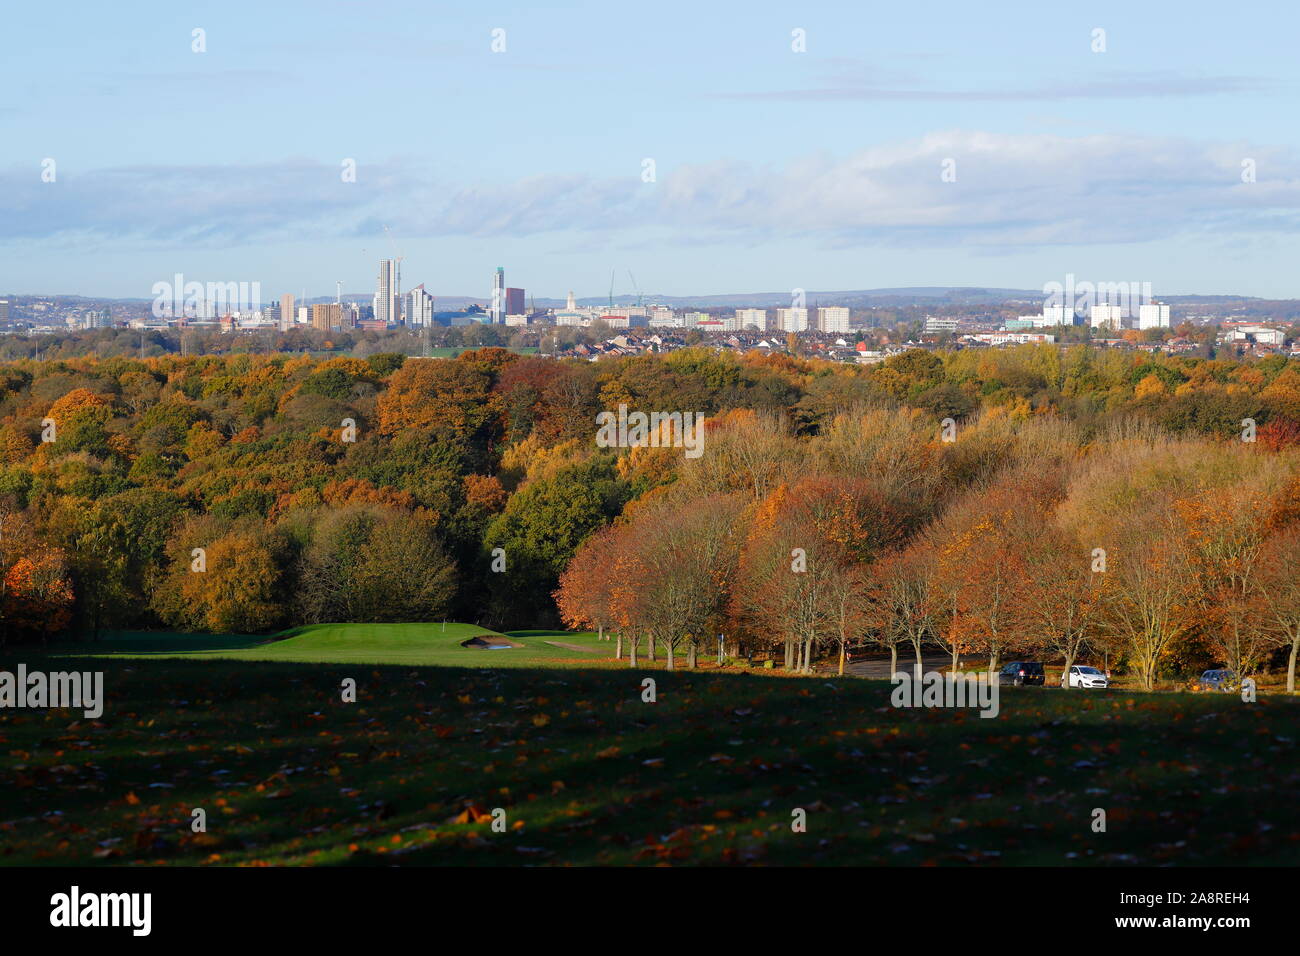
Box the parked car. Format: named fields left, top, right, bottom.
left=1066, top=665, right=1109, bottom=689
left=1198, top=669, right=1239, bottom=692
left=998, top=662, right=1045, bottom=686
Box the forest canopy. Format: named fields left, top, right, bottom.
left=4, top=343, right=1300, bottom=688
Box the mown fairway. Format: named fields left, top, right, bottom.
left=3, top=628, right=1298, bottom=866
left=43, top=624, right=613, bottom=668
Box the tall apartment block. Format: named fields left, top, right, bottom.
left=408, top=285, right=435, bottom=327
left=311, top=303, right=344, bottom=331
left=817, top=306, right=850, bottom=333
left=1138, top=302, right=1171, bottom=329
left=376, top=259, right=399, bottom=326
left=491, top=267, right=506, bottom=323
left=775, top=307, right=809, bottom=332
left=1090, top=304, right=1124, bottom=330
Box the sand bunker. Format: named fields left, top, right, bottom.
left=460, top=635, right=522, bottom=649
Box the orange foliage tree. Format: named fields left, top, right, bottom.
left=4, top=549, right=75, bottom=645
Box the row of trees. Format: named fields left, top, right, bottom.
left=558, top=410, right=1300, bottom=690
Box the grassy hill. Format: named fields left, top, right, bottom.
left=2, top=644, right=1297, bottom=866
left=46, top=623, right=613, bottom=668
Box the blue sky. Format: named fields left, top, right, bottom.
left=3, top=0, right=1299, bottom=300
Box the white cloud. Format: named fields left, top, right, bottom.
left=3, top=131, right=1299, bottom=251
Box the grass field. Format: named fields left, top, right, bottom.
left=2, top=624, right=1298, bottom=866
left=44, top=623, right=615, bottom=668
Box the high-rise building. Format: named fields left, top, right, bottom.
left=736, top=308, right=768, bottom=330
left=775, top=307, right=809, bottom=332
left=1090, top=304, right=1124, bottom=331
left=408, top=284, right=435, bottom=327
left=817, top=306, right=850, bottom=333
left=0, top=299, right=8, bottom=326
left=1138, top=302, right=1171, bottom=330
left=311, top=303, right=343, bottom=331
left=506, top=287, right=525, bottom=316
left=491, top=267, right=506, bottom=323
left=1035, top=304, right=1078, bottom=327
left=280, top=294, right=295, bottom=332
left=376, top=259, right=399, bottom=326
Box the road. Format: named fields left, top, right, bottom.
left=843, top=652, right=990, bottom=679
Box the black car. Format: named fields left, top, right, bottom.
left=998, top=661, right=1045, bottom=686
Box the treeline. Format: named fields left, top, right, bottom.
left=0, top=324, right=536, bottom=363
left=557, top=410, right=1300, bottom=689
left=1, top=343, right=1300, bottom=685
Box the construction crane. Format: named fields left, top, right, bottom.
left=609, top=269, right=616, bottom=309
left=627, top=270, right=643, bottom=307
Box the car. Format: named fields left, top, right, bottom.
left=998, top=661, right=1045, bottom=686
left=1066, top=665, right=1109, bottom=689
left=1198, top=669, right=1239, bottom=692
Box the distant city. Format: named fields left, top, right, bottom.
left=4, top=260, right=1300, bottom=363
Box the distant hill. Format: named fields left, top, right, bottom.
left=8, top=288, right=1300, bottom=313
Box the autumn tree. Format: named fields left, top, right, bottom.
left=1016, top=524, right=1106, bottom=687
left=297, top=506, right=455, bottom=624
left=555, top=524, right=619, bottom=643
left=483, top=456, right=629, bottom=627
left=863, top=546, right=933, bottom=677
left=1102, top=509, right=1198, bottom=690
left=152, top=520, right=292, bottom=633
left=1179, top=484, right=1277, bottom=678
left=622, top=494, right=743, bottom=669
left=1255, top=525, right=1300, bottom=694
left=823, top=562, right=870, bottom=675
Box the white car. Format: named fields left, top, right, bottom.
left=1067, top=665, right=1109, bottom=689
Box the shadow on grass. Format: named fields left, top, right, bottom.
left=40, top=628, right=308, bottom=656
left=1, top=654, right=1296, bottom=867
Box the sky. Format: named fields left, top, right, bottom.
left=2, top=0, right=1300, bottom=301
